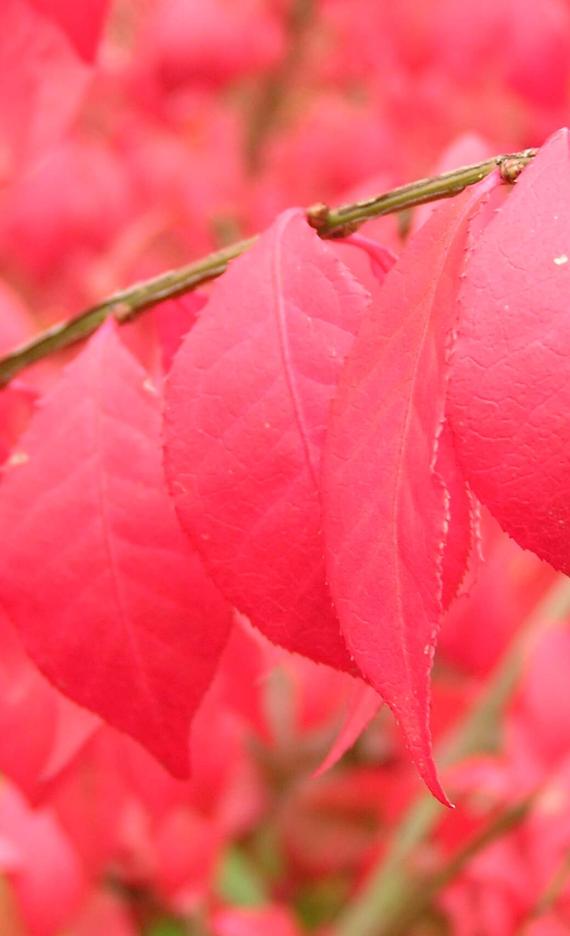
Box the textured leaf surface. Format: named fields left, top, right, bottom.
left=448, top=128, right=570, bottom=573
left=0, top=324, right=232, bottom=776
left=164, top=209, right=372, bottom=671
left=322, top=185, right=495, bottom=801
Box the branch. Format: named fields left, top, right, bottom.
left=375, top=795, right=534, bottom=936
left=306, top=148, right=536, bottom=237
left=245, top=0, right=316, bottom=172
left=522, top=848, right=570, bottom=928
left=0, top=148, right=536, bottom=387
left=0, top=237, right=256, bottom=386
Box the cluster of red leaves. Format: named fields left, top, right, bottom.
left=2, top=1, right=570, bottom=934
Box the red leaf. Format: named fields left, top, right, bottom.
left=121, top=293, right=205, bottom=380
left=321, top=183, right=498, bottom=802
left=412, top=133, right=495, bottom=234
left=67, top=893, right=137, bottom=936
left=314, top=681, right=381, bottom=777
left=0, top=382, right=37, bottom=466
left=448, top=128, right=570, bottom=573
left=0, top=610, right=98, bottom=804
left=212, top=907, right=302, bottom=936
left=0, top=282, right=38, bottom=355
left=0, top=324, right=232, bottom=777
left=153, top=808, right=222, bottom=905
left=0, top=781, right=86, bottom=936
left=28, top=0, right=110, bottom=61
left=435, top=421, right=475, bottom=610
left=142, top=0, right=285, bottom=90
left=0, top=0, right=90, bottom=179
left=153, top=294, right=207, bottom=373
left=514, top=623, right=570, bottom=767
left=0, top=285, right=52, bottom=462
left=524, top=916, right=570, bottom=936
left=164, top=209, right=372, bottom=671
left=342, top=233, right=397, bottom=283
left=439, top=514, right=556, bottom=678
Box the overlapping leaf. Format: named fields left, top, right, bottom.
left=0, top=324, right=232, bottom=777
left=448, top=128, right=570, bottom=573
left=321, top=183, right=498, bottom=802
left=28, top=0, right=110, bottom=61
left=314, top=681, right=381, bottom=777
left=164, top=209, right=374, bottom=672
left=435, top=422, right=475, bottom=610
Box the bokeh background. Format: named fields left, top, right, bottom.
left=1, top=1, right=570, bottom=934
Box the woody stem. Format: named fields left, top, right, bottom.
left=0, top=148, right=535, bottom=387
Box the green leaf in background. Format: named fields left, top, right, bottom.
left=146, top=920, right=187, bottom=936
left=216, top=845, right=268, bottom=907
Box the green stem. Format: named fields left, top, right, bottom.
left=0, top=237, right=256, bottom=386
left=523, top=848, right=570, bottom=927
left=335, top=575, right=570, bottom=936
left=377, top=796, right=534, bottom=936
left=307, top=149, right=536, bottom=237
left=0, top=148, right=536, bottom=387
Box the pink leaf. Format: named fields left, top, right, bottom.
left=0, top=781, right=86, bottom=936
left=164, top=209, right=372, bottom=671
left=0, top=0, right=90, bottom=180
left=0, top=610, right=98, bottom=803
left=515, top=623, right=570, bottom=766
left=142, top=0, right=285, bottom=90
left=0, top=285, right=52, bottom=462
left=27, top=0, right=110, bottom=61
left=212, top=907, right=302, bottom=936
left=153, top=294, right=207, bottom=373
left=0, top=382, right=37, bottom=466
left=412, top=133, right=495, bottom=233
left=314, top=681, right=381, bottom=777
left=439, top=514, right=556, bottom=677
left=153, top=808, right=222, bottom=905
left=0, top=323, right=232, bottom=777
left=0, top=282, right=37, bottom=355
left=435, top=422, right=475, bottom=610
left=68, top=893, right=137, bottom=936
left=121, top=293, right=205, bottom=380
left=524, top=917, right=570, bottom=936
left=322, top=183, right=498, bottom=802
left=343, top=233, right=398, bottom=282
left=448, top=128, right=570, bottom=573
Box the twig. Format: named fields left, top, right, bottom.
left=0, top=238, right=256, bottom=386
left=306, top=148, right=536, bottom=237
left=245, top=0, right=315, bottom=172
left=0, top=148, right=536, bottom=387
left=523, top=848, right=570, bottom=927
left=377, top=796, right=535, bottom=936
